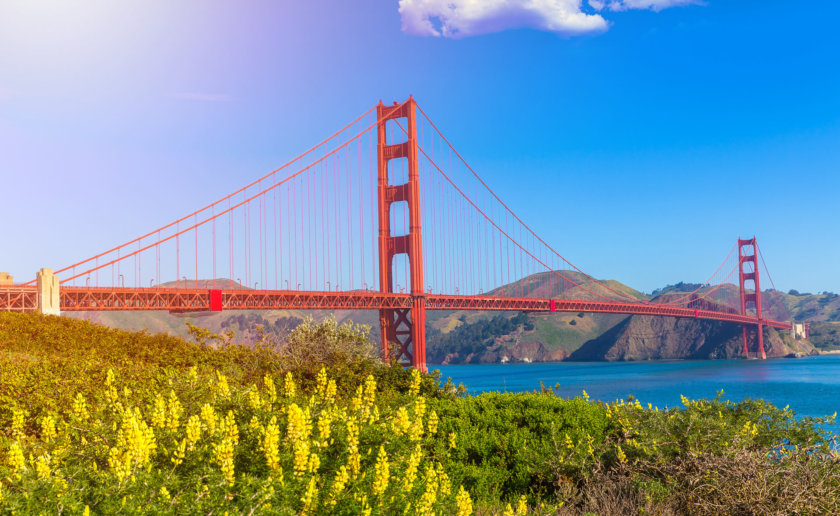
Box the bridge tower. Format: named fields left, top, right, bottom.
left=376, top=97, right=426, bottom=371
left=738, top=237, right=765, bottom=359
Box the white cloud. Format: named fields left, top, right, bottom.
left=592, top=0, right=705, bottom=12
left=172, top=92, right=232, bottom=102
left=398, top=0, right=704, bottom=38
left=398, top=0, right=609, bottom=38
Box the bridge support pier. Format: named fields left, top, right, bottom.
left=376, top=97, right=427, bottom=371
left=36, top=268, right=60, bottom=316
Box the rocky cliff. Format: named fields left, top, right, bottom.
left=569, top=315, right=816, bottom=361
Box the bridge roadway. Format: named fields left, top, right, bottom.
left=0, top=286, right=792, bottom=331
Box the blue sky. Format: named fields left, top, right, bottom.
left=1, top=0, right=838, bottom=294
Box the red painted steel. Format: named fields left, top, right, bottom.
left=209, top=289, right=223, bottom=311
left=739, top=238, right=766, bottom=359
left=13, top=287, right=789, bottom=332
left=0, top=287, right=38, bottom=312
left=377, top=98, right=426, bottom=371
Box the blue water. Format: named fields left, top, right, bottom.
left=435, top=355, right=840, bottom=420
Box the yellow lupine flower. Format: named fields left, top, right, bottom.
left=151, top=394, right=167, bottom=429
left=215, top=371, right=230, bottom=400
left=328, top=465, right=350, bottom=507
left=248, top=388, right=263, bottom=410
left=308, top=451, right=320, bottom=474
left=11, top=408, right=25, bottom=440
left=372, top=445, right=389, bottom=497
left=264, top=373, right=277, bottom=404
left=455, top=485, right=473, bottom=516
left=186, top=415, right=202, bottom=450
left=417, top=464, right=439, bottom=514
left=391, top=407, right=411, bottom=436
left=292, top=440, right=310, bottom=476
left=40, top=415, right=57, bottom=442
left=223, top=411, right=239, bottom=445
left=409, top=368, right=422, bottom=398
left=503, top=503, right=515, bottom=516
left=72, top=393, right=89, bottom=421
left=427, top=410, right=439, bottom=435
left=436, top=462, right=451, bottom=497
left=7, top=442, right=26, bottom=479
left=188, top=366, right=198, bottom=383
left=200, top=404, right=217, bottom=434
left=286, top=404, right=312, bottom=443
left=263, top=416, right=281, bottom=472
left=300, top=476, right=319, bottom=515
left=516, top=495, right=528, bottom=515
left=403, top=445, right=422, bottom=491
left=325, top=379, right=337, bottom=403
left=317, top=411, right=333, bottom=445
left=284, top=372, right=296, bottom=398
left=448, top=432, right=457, bottom=449
left=213, top=436, right=236, bottom=486
left=171, top=439, right=186, bottom=467
left=316, top=367, right=328, bottom=399
left=347, top=419, right=361, bottom=476
left=167, top=390, right=182, bottom=432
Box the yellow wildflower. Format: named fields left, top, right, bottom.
left=264, top=373, right=277, bottom=404
left=171, top=439, right=186, bottom=467
left=167, top=390, right=183, bottom=432
left=72, top=393, right=89, bottom=421
left=40, top=415, right=57, bottom=442
left=186, top=415, right=202, bottom=450
left=455, top=485, right=473, bottom=516
left=516, top=495, right=528, bottom=515
left=7, top=442, right=26, bottom=479
left=372, top=445, right=389, bottom=497
left=409, top=368, right=422, bottom=398
left=427, top=410, right=439, bottom=435
left=215, top=371, right=230, bottom=400
left=35, top=455, right=51, bottom=480
left=263, top=416, right=281, bottom=472
left=284, top=372, right=296, bottom=398
left=300, top=476, right=319, bottom=515
left=503, top=502, right=515, bottom=516
left=328, top=465, right=350, bottom=507
left=347, top=419, right=361, bottom=476
left=248, top=388, right=263, bottom=410
left=403, top=445, right=422, bottom=491
left=11, top=408, right=25, bottom=440
left=213, top=436, right=236, bottom=486
left=316, top=367, right=328, bottom=399
left=449, top=432, right=457, bottom=449
left=200, top=404, right=217, bottom=434
left=292, top=440, right=310, bottom=477
left=392, top=407, right=411, bottom=436
left=151, top=394, right=167, bottom=429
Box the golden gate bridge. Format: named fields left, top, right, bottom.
left=0, top=97, right=794, bottom=370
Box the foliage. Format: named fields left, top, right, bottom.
left=426, top=313, right=531, bottom=363
left=1, top=312, right=838, bottom=514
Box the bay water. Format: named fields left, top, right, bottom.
left=435, top=354, right=840, bottom=420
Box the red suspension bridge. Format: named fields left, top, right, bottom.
left=1, top=97, right=795, bottom=370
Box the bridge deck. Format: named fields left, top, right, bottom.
left=0, top=286, right=791, bottom=331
